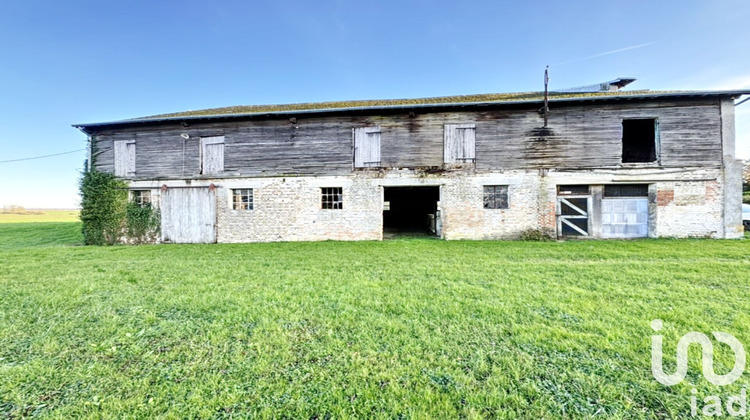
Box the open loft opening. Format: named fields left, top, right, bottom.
left=621, top=118, right=658, bottom=163
left=383, top=186, right=440, bottom=238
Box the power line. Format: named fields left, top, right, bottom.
left=0, top=148, right=86, bottom=164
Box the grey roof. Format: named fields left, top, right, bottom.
left=73, top=89, right=750, bottom=132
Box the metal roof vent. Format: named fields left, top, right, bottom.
left=554, top=77, right=637, bottom=93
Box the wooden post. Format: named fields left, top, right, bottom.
left=544, top=66, right=549, bottom=128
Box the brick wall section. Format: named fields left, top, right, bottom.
left=653, top=177, right=724, bottom=238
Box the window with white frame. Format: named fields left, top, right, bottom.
left=444, top=124, right=476, bottom=163
left=130, top=190, right=151, bottom=207
left=114, top=140, right=136, bottom=176
left=483, top=185, right=509, bottom=209
left=353, top=126, right=381, bottom=167
left=232, top=189, right=254, bottom=210
left=201, top=136, right=225, bottom=174
left=321, top=187, right=343, bottom=209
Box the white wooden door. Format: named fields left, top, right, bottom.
left=114, top=140, right=135, bottom=177
left=161, top=188, right=216, bottom=243
left=201, top=136, right=225, bottom=175
left=601, top=198, right=649, bottom=238
left=353, top=127, right=381, bottom=167
left=443, top=124, right=476, bottom=163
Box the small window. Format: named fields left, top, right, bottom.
left=444, top=124, right=476, bottom=163
left=483, top=185, right=509, bottom=209
left=353, top=127, right=381, bottom=168
left=114, top=140, right=135, bottom=177
left=131, top=190, right=151, bottom=207
left=604, top=184, right=649, bottom=198
left=201, top=136, right=225, bottom=175
left=232, top=189, right=253, bottom=210
left=321, top=187, right=343, bottom=210
left=557, top=185, right=590, bottom=196
left=622, top=119, right=657, bottom=163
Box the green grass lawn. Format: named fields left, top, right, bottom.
left=0, top=210, right=79, bottom=224
left=1, top=223, right=749, bottom=418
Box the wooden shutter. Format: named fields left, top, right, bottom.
left=353, top=127, right=381, bottom=167
left=201, top=136, right=225, bottom=174
left=443, top=124, right=475, bottom=163
left=114, top=140, right=135, bottom=177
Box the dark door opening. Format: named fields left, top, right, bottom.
left=383, top=186, right=440, bottom=238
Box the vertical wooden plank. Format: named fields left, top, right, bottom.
left=368, top=129, right=381, bottom=165
left=353, top=127, right=365, bottom=167
left=113, top=140, right=127, bottom=176
left=444, top=124, right=456, bottom=163
left=125, top=142, right=136, bottom=175
left=462, top=126, right=476, bottom=160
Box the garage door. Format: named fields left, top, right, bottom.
left=601, top=185, right=649, bottom=238
left=161, top=187, right=217, bottom=243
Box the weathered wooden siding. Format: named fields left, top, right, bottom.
left=91, top=99, right=723, bottom=179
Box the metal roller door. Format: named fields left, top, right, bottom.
left=601, top=185, right=649, bottom=238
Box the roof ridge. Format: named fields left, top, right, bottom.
left=143, top=90, right=670, bottom=120
left=73, top=89, right=750, bottom=130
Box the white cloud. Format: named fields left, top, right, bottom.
left=704, top=75, right=750, bottom=90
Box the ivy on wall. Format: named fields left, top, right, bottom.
left=79, top=170, right=129, bottom=245
left=79, top=137, right=160, bottom=245
left=125, top=201, right=160, bottom=244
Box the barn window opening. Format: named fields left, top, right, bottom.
left=131, top=190, right=151, bottom=207
left=604, top=184, right=649, bottom=198
left=383, top=186, right=440, bottom=238
left=353, top=126, right=381, bottom=168
left=444, top=124, right=476, bottom=163
left=483, top=185, right=509, bottom=209
left=321, top=187, right=343, bottom=209
left=232, top=189, right=254, bottom=210
left=557, top=185, right=590, bottom=196
left=622, top=119, right=657, bottom=163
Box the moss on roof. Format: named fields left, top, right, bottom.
left=143, top=90, right=664, bottom=120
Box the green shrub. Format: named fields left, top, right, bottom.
left=78, top=171, right=128, bottom=245
left=518, top=228, right=555, bottom=241
left=125, top=202, right=160, bottom=244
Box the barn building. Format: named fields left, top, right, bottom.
left=74, top=87, right=748, bottom=243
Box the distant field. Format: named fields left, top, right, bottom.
left=1, top=222, right=749, bottom=418
left=0, top=209, right=79, bottom=223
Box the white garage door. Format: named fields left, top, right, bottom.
left=601, top=198, right=648, bottom=238
left=161, top=187, right=217, bottom=243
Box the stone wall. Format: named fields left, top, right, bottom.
left=124, top=165, right=737, bottom=243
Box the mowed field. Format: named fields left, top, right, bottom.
left=0, top=210, right=79, bottom=223
left=1, top=216, right=749, bottom=419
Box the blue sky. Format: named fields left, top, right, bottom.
left=1, top=0, right=749, bottom=208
